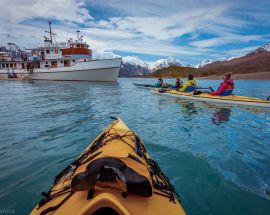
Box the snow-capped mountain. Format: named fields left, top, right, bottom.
left=249, top=44, right=270, bottom=54
left=198, top=43, right=270, bottom=69
left=119, top=56, right=184, bottom=76
left=122, top=56, right=149, bottom=68
left=150, top=57, right=182, bottom=71
left=118, top=43, right=270, bottom=76
left=198, top=43, right=270, bottom=75
left=119, top=56, right=151, bottom=77
left=196, top=59, right=213, bottom=68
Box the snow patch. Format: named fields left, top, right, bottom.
left=196, top=59, right=213, bottom=68
left=260, top=44, right=270, bottom=52
left=252, top=44, right=270, bottom=54
left=150, top=57, right=182, bottom=71
left=122, top=56, right=149, bottom=68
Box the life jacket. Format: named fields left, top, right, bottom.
left=155, top=80, right=163, bottom=87
left=221, top=79, right=234, bottom=96
left=224, top=79, right=234, bottom=90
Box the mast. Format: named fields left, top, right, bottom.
left=49, top=20, right=52, bottom=43
left=45, top=20, right=56, bottom=44
left=76, top=30, right=80, bottom=41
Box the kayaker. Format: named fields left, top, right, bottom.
left=154, top=77, right=169, bottom=88
left=7, top=69, right=13, bottom=78
left=154, top=78, right=163, bottom=87
left=12, top=69, right=17, bottom=78
left=175, top=78, right=183, bottom=89
left=210, top=74, right=234, bottom=96
left=179, top=74, right=196, bottom=92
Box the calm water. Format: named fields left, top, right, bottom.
left=0, top=78, right=269, bottom=215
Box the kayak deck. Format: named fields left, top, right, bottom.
left=30, top=118, right=185, bottom=215
left=133, top=83, right=175, bottom=89
left=153, top=89, right=270, bottom=109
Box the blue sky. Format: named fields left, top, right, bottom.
left=0, top=0, right=269, bottom=65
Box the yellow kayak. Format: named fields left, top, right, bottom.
left=30, top=118, right=186, bottom=215
left=153, top=89, right=270, bottom=110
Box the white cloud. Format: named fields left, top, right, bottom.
left=0, top=0, right=92, bottom=24
left=190, top=34, right=266, bottom=48
left=0, top=0, right=269, bottom=65
left=225, top=46, right=260, bottom=57
left=91, top=6, right=236, bottom=41
left=92, top=49, right=120, bottom=59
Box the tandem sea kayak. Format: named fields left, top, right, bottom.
left=153, top=89, right=270, bottom=110
left=133, top=83, right=174, bottom=89
left=31, top=118, right=185, bottom=215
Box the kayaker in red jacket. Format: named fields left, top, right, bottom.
left=210, top=74, right=234, bottom=96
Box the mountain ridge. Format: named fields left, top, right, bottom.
left=139, top=43, right=270, bottom=79
left=119, top=56, right=184, bottom=77
left=199, top=43, right=270, bottom=76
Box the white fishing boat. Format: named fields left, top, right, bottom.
left=0, top=21, right=121, bottom=82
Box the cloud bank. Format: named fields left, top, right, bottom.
left=0, top=0, right=269, bottom=64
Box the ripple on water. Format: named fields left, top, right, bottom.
left=0, top=79, right=269, bottom=214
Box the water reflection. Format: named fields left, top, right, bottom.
left=175, top=98, right=232, bottom=125
left=177, top=100, right=198, bottom=117
left=211, top=108, right=232, bottom=125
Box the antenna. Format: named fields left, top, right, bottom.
left=45, top=19, right=56, bottom=44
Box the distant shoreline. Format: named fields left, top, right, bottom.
left=197, top=71, right=270, bottom=80
left=128, top=71, right=270, bottom=80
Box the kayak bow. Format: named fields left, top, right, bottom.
left=30, top=118, right=185, bottom=215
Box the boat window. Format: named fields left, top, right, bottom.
left=22, top=63, right=25, bottom=69
left=46, top=62, right=48, bottom=64
left=51, top=61, right=57, bottom=68
left=55, top=49, right=58, bottom=54
left=14, top=63, right=17, bottom=69
left=35, top=62, right=41, bottom=69
left=10, top=63, right=13, bottom=68
left=46, top=49, right=49, bottom=54
left=61, top=61, right=63, bottom=64
left=6, top=63, right=9, bottom=68
left=64, top=60, right=70, bottom=67
left=73, top=59, right=75, bottom=62
left=2, top=63, right=5, bottom=68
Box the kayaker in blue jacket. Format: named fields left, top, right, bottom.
left=154, top=78, right=164, bottom=87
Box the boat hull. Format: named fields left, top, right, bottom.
left=0, top=58, right=121, bottom=82
left=153, top=90, right=270, bottom=110
left=31, top=67, right=119, bottom=82
left=31, top=58, right=121, bottom=82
